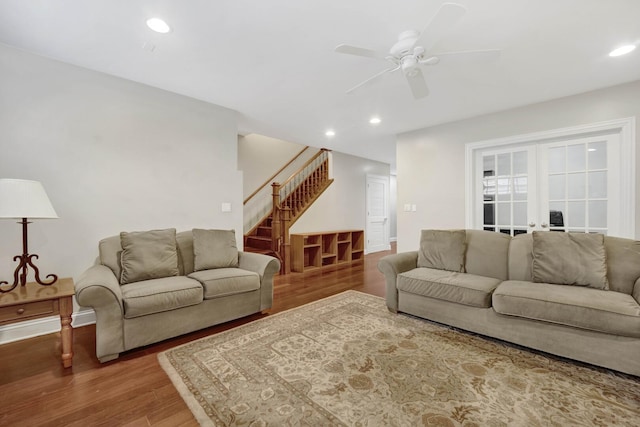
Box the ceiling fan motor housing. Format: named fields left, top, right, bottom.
left=390, top=30, right=420, bottom=57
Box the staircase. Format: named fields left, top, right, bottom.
left=244, top=149, right=333, bottom=272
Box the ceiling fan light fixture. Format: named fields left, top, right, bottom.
left=325, top=129, right=336, bottom=137
left=609, top=44, right=636, bottom=57
left=146, top=18, right=171, bottom=34
left=401, top=56, right=419, bottom=76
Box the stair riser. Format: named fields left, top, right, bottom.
left=245, top=237, right=272, bottom=250
left=257, top=227, right=272, bottom=237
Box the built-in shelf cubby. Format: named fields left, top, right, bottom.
left=291, top=230, right=364, bottom=272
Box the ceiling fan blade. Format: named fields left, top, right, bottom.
left=415, top=2, right=467, bottom=51
left=431, top=49, right=501, bottom=64
left=346, top=65, right=400, bottom=94
left=335, top=44, right=386, bottom=60
left=405, top=68, right=429, bottom=99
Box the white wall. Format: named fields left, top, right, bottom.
left=396, top=80, right=640, bottom=252
left=238, top=134, right=305, bottom=197
left=0, top=44, right=242, bottom=328
left=290, top=151, right=390, bottom=233
left=389, top=174, right=397, bottom=241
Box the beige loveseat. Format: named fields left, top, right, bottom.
left=378, top=229, right=640, bottom=376
left=76, top=228, right=280, bottom=362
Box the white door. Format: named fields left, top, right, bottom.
left=366, top=174, right=390, bottom=253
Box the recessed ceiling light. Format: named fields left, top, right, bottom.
left=325, top=130, right=336, bottom=137
left=369, top=117, right=381, bottom=125
left=146, top=18, right=171, bottom=34
left=609, top=44, right=636, bottom=57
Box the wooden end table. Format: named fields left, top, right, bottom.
left=0, top=277, right=75, bottom=368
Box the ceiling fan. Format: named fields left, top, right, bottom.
left=335, top=2, right=500, bottom=99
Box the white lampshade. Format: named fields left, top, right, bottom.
left=0, top=179, right=58, bottom=219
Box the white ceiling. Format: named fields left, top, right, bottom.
left=1, top=1, right=639, bottom=172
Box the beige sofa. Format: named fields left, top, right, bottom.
left=378, top=229, right=640, bottom=376
left=76, top=228, right=280, bottom=362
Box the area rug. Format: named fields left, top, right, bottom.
left=158, top=291, right=640, bottom=426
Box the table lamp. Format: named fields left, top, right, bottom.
left=0, top=178, right=58, bottom=293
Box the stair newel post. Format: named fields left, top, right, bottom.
left=281, top=205, right=292, bottom=274
left=271, top=182, right=282, bottom=254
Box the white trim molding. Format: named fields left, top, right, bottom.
left=0, top=309, right=96, bottom=345
left=465, top=117, right=636, bottom=237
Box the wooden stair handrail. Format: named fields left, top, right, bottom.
left=244, top=148, right=332, bottom=274
left=277, top=155, right=333, bottom=217
left=280, top=148, right=331, bottom=190
left=243, top=146, right=310, bottom=205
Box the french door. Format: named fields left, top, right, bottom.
left=539, top=134, right=620, bottom=235
left=474, top=133, right=622, bottom=236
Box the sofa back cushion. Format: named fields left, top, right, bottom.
left=465, top=230, right=511, bottom=281
left=176, top=230, right=195, bottom=276
left=193, top=229, right=239, bottom=271
left=99, top=230, right=192, bottom=280
left=508, top=233, right=534, bottom=282
left=119, top=228, right=179, bottom=285
left=603, top=236, right=640, bottom=294
left=509, top=233, right=640, bottom=295
left=531, top=231, right=608, bottom=289
left=417, top=229, right=466, bottom=272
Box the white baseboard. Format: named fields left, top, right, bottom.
left=0, top=309, right=96, bottom=345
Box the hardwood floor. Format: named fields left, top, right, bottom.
left=0, top=244, right=394, bottom=426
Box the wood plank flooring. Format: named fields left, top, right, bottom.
left=0, top=245, right=394, bottom=426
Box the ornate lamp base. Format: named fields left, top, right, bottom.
left=0, top=218, right=58, bottom=293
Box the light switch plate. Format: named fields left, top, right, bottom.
left=221, top=202, right=232, bottom=212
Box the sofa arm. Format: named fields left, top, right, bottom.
left=377, top=251, right=418, bottom=312
left=633, top=277, right=640, bottom=304
left=239, top=251, right=281, bottom=311
left=75, top=265, right=125, bottom=361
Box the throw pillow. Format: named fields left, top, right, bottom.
left=417, top=229, right=466, bottom=272
left=119, top=228, right=179, bottom=285
left=193, top=228, right=239, bottom=271
left=532, top=231, right=609, bottom=289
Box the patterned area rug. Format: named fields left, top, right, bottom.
left=158, top=291, right=640, bottom=426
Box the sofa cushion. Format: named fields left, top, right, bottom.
left=532, top=231, right=608, bottom=290
left=188, top=268, right=259, bottom=299
left=121, top=276, right=203, bottom=319
left=508, top=233, right=534, bottom=282
left=465, top=230, right=511, bottom=280
left=193, top=229, right=239, bottom=271
left=119, top=228, right=179, bottom=285
left=493, top=280, right=640, bottom=338
left=397, top=267, right=501, bottom=308
left=417, top=229, right=466, bottom=272
left=176, top=230, right=195, bottom=276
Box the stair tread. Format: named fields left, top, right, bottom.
left=246, top=235, right=270, bottom=241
